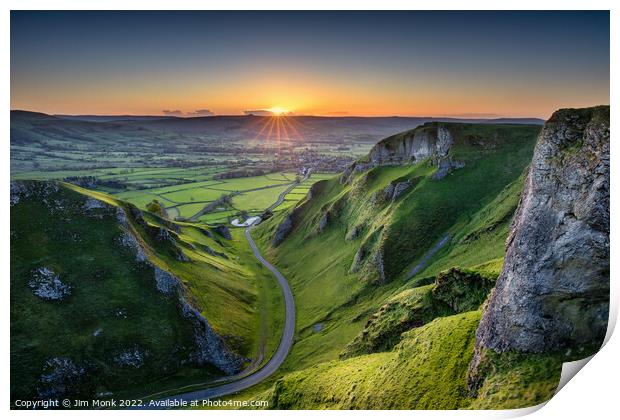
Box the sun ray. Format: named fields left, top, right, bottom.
left=281, top=116, right=304, bottom=141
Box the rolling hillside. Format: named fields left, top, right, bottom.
left=223, top=108, right=608, bottom=409
left=10, top=181, right=283, bottom=402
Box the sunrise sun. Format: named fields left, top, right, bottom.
left=268, top=106, right=290, bottom=116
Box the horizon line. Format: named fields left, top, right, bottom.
left=10, top=109, right=547, bottom=120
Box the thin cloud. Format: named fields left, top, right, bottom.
left=244, top=110, right=273, bottom=116
left=162, top=109, right=184, bottom=117
left=162, top=109, right=215, bottom=117
left=187, top=109, right=214, bottom=117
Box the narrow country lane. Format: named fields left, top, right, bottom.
left=141, top=223, right=296, bottom=408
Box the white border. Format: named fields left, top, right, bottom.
left=2, top=2, right=617, bottom=419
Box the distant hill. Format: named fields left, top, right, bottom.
left=10, top=110, right=544, bottom=173
left=53, top=114, right=180, bottom=123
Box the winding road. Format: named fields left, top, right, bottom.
left=142, top=223, right=296, bottom=407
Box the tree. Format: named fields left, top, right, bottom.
left=146, top=200, right=166, bottom=218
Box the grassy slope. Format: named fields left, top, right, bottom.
left=11, top=182, right=201, bottom=400
left=263, top=311, right=482, bottom=409
left=251, top=123, right=539, bottom=373
left=11, top=182, right=284, bottom=401
left=212, top=123, right=562, bottom=409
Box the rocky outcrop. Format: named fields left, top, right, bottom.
left=369, top=124, right=453, bottom=165
left=37, top=357, right=88, bottom=399
left=345, top=223, right=365, bottom=241
left=28, top=267, right=71, bottom=301
left=273, top=214, right=294, bottom=246
left=317, top=211, right=330, bottom=233
left=473, top=106, right=609, bottom=357
left=215, top=225, right=232, bottom=240
left=154, top=267, right=180, bottom=294
left=391, top=181, right=411, bottom=200
left=113, top=346, right=149, bottom=369
left=180, top=297, right=245, bottom=375
left=349, top=246, right=366, bottom=273
left=431, top=157, right=465, bottom=180
left=341, top=124, right=456, bottom=183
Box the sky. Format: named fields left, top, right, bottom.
left=10, top=11, right=609, bottom=118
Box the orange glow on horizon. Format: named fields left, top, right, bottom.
left=267, top=106, right=290, bottom=116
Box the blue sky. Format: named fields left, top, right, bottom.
left=11, top=11, right=610, bottom=117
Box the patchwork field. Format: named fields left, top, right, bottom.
left=115, top=172, right=301, bottom=221
left=272, top=173, right=335, bottom=212
left=12, top=164, right=333, bottom=224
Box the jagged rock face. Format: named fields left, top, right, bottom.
left=180, top=297, right=245, bottom=375
left=215, top=225, right=232, bottom=240
left=317, top=211, right=330, bottom=233
left=475, top=106, right=610, bottom=354
left=341, top=124, right=455, bottom=183
left=431, top=157, right=465, bottom=180
left=273, top=214, right=294, bottom=246
left=368, top=125, right=453, bottom=165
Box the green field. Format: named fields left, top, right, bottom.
left=114, top=172, right=299, bottom=221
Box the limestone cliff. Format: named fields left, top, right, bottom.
left=341, top=123, right=461, bottom=183
left=474, top=106, right=610, bottom=356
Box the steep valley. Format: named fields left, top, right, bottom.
left=225, top=107, right=609, bottom=409
left=10, top=106, right=610, bottom=410
left=10, top=181, right=284, bottom=402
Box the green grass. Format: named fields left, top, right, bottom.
left=11, top=181, right=285, bottom=403
left=11, top=182, right=203, bottom=401
left=114, top=172, right=298, bottom=221
left=260, top=311, right=482, bottom=409
left=233, top=185, right=291, bottom=212
left=469, top=349, right=563, bottom=409
left=218, top=122, right=544, bottom=408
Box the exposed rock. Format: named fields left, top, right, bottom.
left=431, top=158, right=466, bottom=180
left=156, top=228, right=174, bottom=243
left=341, top=124, right=455, bottom=183
left=113, top=346, right=148, bottom=369
left=154, top=267, right=180, bottom=294
left=10, top=181, right=26, bottom=206
left=176, top=249, right=191, bottom=262
left=114, top=308, right=128, bottom=318
left=37, top=357, right=87, bottom=399
left=382, top=183, right=395, bottom=200
left=82, top=198, right=107, bottom=211
left=28, top=267, right=71, bottom=301
left=180, top=298, right=245, bottom=375
left=273, top=214, right=294, bottom=247
left=349, top=246, right=366, bottom=273
left=215, top=225, right=232, bottom=240
left=318, top=211, right=330, bottom=233
left=474, top=106, right=609, bottom=356
left=345, top=224, right=364, bottom=241
left=371, top=249, right=386, bottom=284
left=118, top=230, right=147, bottom=262
left=391, top=181, right=411, bottom=200
left=202, top=244, right=228, bottom=259
left=116, top=207, right=128, bottom=226
left=11, top=181, right=60, bottom=206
